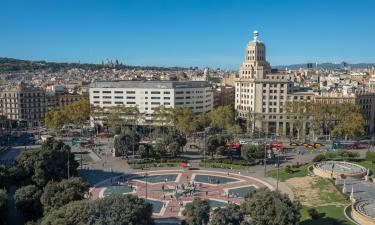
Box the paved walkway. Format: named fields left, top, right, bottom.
left=89, top=170, right=273, bottom=219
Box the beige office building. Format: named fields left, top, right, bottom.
left=235, top=31, right=314, bottom=137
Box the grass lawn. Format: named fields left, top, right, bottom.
left=268, top=162, right=355, bottom=225
left=356, top=160, right=375, bottom=173
left=300, top=205, right=355, bottom=225
left=267, top=164, right=310, bottom=181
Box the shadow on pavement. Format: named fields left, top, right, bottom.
left=79, top=169, right=123, bottom=186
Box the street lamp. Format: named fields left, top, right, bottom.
left=145, top=172, right=148, bottom=200
left=276, top=152, right=280, bottom=191
left=264, top=143, right=268, bottom=177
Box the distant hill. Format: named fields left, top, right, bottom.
left=0, top=57, right=186, bottom=72
left=273, top=62, right=375, bottom=70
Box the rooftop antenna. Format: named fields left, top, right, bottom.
left=253, top=30, right=259, bottom=42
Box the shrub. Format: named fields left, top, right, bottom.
left=313, top=154, right=326, bottom=162
left=307, top=208, right=320, bottom=220
left=325, top=152, right=337, bottom=159
left=285, top=165, right=293, bottom=174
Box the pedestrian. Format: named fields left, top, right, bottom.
left=205, top=191, right=208, bottom=196
left=163, top=195, right=165, bottom=200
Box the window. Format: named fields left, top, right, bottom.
left=103, top=101, right=111, bottom=104
left=164, top=97, right=170, bottom=100
left=93, top=91, right=100, bottom=93
left=114, top=102, right=123, bottom=104
left=164, top=91, right=170, bottom=94
left=164, top=102, right=170, bottom=105
left=102, top=91, right=111, bottom=94
left=126, top=102, right=136, bottom=104
left=151, top=91, right=160, bottom=94
left=126, top=96, right=135, bottom=99
left=151, top=102, right=160, bottom=105
left=93, top=101, right=100, bottom=104
left=93, top=96, right=100, bottom=99
left=103, top=96, right=111, bottom=99
left=151, top=97, right=160, bottom=99
left=114, top=91, right=123, bottom=94
left=176, top=97, right=184, bottom=100
left=126, top=91, right=136, bottom=94
left=114, top=96, right=123, bottom=99
left=175, top=91, right=184, bottom=94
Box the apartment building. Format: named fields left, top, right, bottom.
left=89, top=80, right=213, bottom=125
left=235, top=31, right=314, bottom=137
left=0, top=83, right=47, bottom=127
left=46, top=94, right=87, bottom=111
left=315, top=91, right=375, bottom=134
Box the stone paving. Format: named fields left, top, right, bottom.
left=89, top=169, right=273, bottom=220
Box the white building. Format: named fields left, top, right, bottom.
left=90, top=80, right=213, bottom=125
left=235, top=31, right=314, bottom=137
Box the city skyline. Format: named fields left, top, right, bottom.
left=1, top=0, right=375, bottom=69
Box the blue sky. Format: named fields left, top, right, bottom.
left=1, top=0, right=374, bottom=69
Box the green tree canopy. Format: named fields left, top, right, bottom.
left=241, top=189, right=301, bottom=225
left=88, top=194, right=153, bottom=225
left=208, top=105, right=235, bottom=130
left=14, top=185, right=43, bottom=221
left=182, top=198, right=210, bottom=225
left=0, top=166, right=8, bottom=188
left=15, top=139, right=78, bottom=187
left=210, top=204, right=244, bottom=225
left=205, top=135, right=226, bottom=158
left=241, top=144, right=264, bottom=164
left=41, top=178, right=89, bottom=214
left=39, top=200, right=90, bottom=225
left=0, top=189, right=7, bottom=225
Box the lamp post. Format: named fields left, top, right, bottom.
left=276, top=152, right=280, bottom=191
left=67, top=147, right=70, bottom=179
left=145, top=172, right=148, bottom=200
left=264, top=143, right=267, bottom=177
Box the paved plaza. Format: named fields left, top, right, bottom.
left=90, top=170, right=273, bottom=220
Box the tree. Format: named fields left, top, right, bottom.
left=285, top=101, right=312, bottom=140
left=210, top=204, right=244, bottom=225
left=39, top=200, right=90, bottom=225
left=208, top=105, right=235, bottom=130
left=168, top=142, right=181, bottom=157
left=331, top=104, right=365, bottom=139
left=172, top=107, right=194, bottom=136
left=0, top=166, right=8, bottom=188
left=15, top=139, right=78, bottom=187
left=182, top=198, right=210, bottom=225
left=0, top=189, right=7, bottom=225
left=14, top=185, right=43, bottom=221
left=205, top=135, right=226, bottom=159
left=241, top=189, right=301, bottom=225
left=192, top=112, right=209, bottom=132
left=88, top=194, right=153, bottom=225
left=45, top=100, right=90, bottom=134
left=228, top=124, right=242, bottom=140
left=67, top=100, right=91, bottom=128
left=41, top=178, right=89, bottom=214
left=241, top=144, right=263, bottom=164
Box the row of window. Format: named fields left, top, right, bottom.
left=93, top=90, right=173, bottom=95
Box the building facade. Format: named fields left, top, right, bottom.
left=0, top=83, right=47, bottom=127
left=235, top=31, right=314, bottom=137
left=213, top=85, right=235, bottom=107
left=89, top=80, right=213, bottom=125
left=47, top=94, right=87, bottom=111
